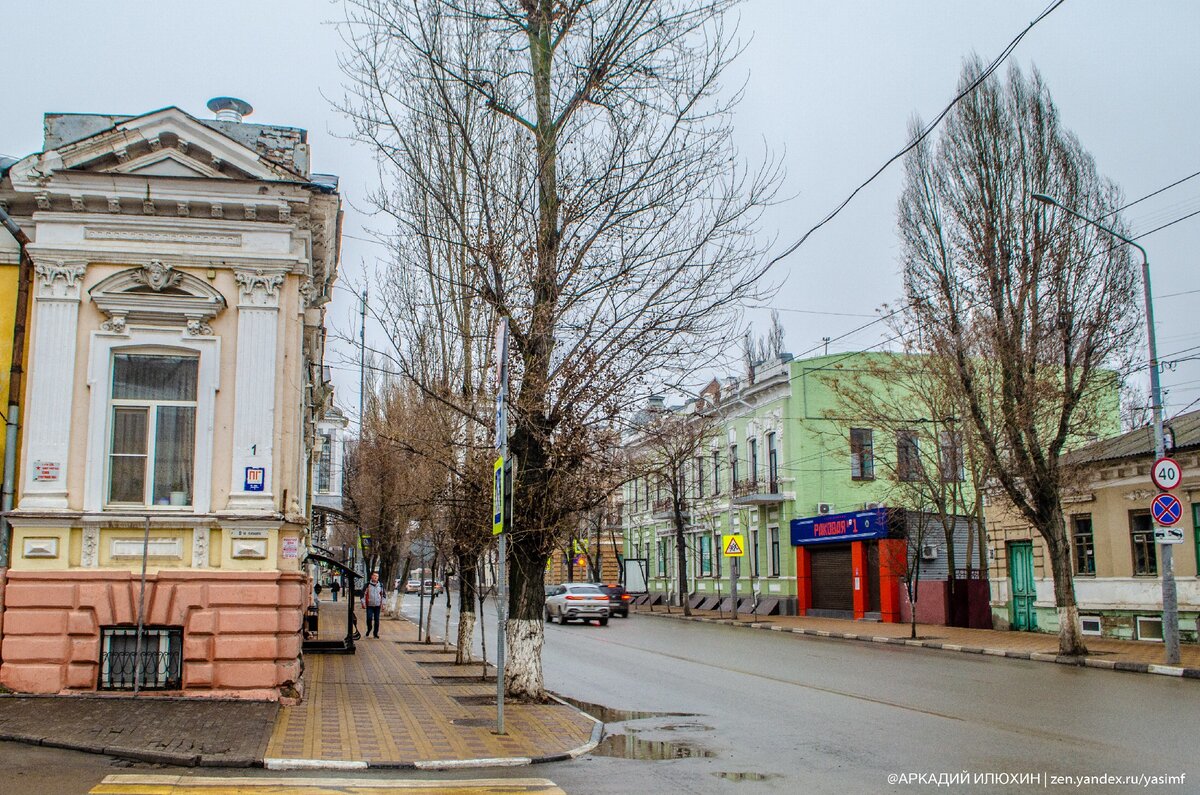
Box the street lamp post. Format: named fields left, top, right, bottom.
left=1031, top=193, right=1179, bottom=665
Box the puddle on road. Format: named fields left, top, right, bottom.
left=557, top=696, right=696, bottom=724
left=713, top=771, right=781, bottom=782
left=591, top=733, right=715, bottom=760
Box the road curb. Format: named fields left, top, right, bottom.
left=634, top=609, right=1200, bottom=680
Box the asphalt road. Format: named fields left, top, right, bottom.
left=411, top=599, right=1197, bottom=794
left=2, top=602, right=1194, bottom=794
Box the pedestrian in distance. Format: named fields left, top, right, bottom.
left=330, top=578, right=340, bottom=602
left=361, top=571, right=386, bottom=638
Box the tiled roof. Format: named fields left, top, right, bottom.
left=1068, top=409, right=1200, bottom=464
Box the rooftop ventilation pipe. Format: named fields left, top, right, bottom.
left=206, top=96, right=253, bottom=123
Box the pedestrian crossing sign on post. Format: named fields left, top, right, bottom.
left=723, top=534, right=745, bottom=557
left=493, top=456, right=505, bottom=535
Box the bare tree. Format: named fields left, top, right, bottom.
left=339, top=0, right=780, bottom=699
left=824, top=352, right=990, bottom=622
left=898, top=59, right=1140, bottom=655
left=628, top=400, right=719, bottom=616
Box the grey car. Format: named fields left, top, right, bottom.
left=544, top=583, right=610, bottom=625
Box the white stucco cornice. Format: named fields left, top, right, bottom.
left=25, top=212, right=308, bottom=272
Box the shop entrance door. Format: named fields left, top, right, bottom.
left=809, top=544, right=853, bottom=615
left=1008, top=541, right=1037, bottom=631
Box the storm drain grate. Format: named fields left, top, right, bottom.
left=432, top=675, right=496, bottom=685
left=450, top=717, right=495, bottom=727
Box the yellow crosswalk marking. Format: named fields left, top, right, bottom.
left=90, top=774, right=565, bottom=795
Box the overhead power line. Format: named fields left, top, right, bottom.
left=764, top=0, right=1068, bottom=270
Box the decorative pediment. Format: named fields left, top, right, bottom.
left=89, top=261, right=226, bottom=335
left=34, top=107, right=303, bottom=183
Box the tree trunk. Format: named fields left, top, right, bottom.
left=909, top=578, right=919, bottom=640
left=675, top=509, right=690, bottom=617
left=504, top=531, right=549, bottom=700
left=1042, top=511, right=1088, bottom=656
left=456, top=554, right=477, bottom=665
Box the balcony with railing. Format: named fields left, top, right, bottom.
left=652, top=497, right=689, bottom=519
left=731, top=477, right=785, bottom=506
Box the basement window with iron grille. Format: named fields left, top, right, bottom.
left=99, top=626, right=183, bottom=690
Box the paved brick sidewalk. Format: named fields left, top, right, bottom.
left=633, top=603, right=1200, bottom=677
left=0, top=600, right=600, bottom=769
left=265, top=601, right=600, bottom=769
left=0, top=695, right=276, bottom=766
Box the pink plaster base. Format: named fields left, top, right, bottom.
left=0, top=569, right=305, bottom=700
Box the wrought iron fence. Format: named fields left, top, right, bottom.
left=99, top=627, right=182, bottom=690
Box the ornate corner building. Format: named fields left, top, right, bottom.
left=0, top=101, right=340, bottom=698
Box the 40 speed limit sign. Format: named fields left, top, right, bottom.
left=1151, top=457, right=1182, bottom=491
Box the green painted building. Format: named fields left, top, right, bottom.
left=623, top=352, right=979, bottom=619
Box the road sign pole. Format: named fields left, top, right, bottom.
left=492, top=317, right=510, bottom=734
left=724, top=557, right=734, bottom=624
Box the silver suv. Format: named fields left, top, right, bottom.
left=544, top=583, right=610, bottom=625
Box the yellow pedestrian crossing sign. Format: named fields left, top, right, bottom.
left=723, top=534, right=745, bottom=557
left=493, top=456, right=504, bottom=535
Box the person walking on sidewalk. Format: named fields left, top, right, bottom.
left=330, top=578, right=341, bottom=602
left=361, top=571, right=386, bottom=638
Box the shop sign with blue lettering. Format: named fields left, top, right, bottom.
left=791, top=507, right=888, bottom=546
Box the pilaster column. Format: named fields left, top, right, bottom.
left=19, top=260, right=86, bottom=510
left=227, top=268, right=285, bottom=510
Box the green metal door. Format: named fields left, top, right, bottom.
left=1008, top=541, right=1037, bottom=631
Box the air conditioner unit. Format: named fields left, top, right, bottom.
left=920, top=544, right=938, bottom=561
left=816, top=502, right=833, bottom=515
left=863, top=501, right=883, bottom=510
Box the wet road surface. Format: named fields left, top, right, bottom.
left=411, top=599, right=1197, bottom=793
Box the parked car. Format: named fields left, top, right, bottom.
left=403, top=579, right=422, bottom=594
left=592, top=582, right=631, bottom=618
left=544, top=583, right=610, bottom=625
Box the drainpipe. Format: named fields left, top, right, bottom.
left=0, top=204, right=33, bottom=570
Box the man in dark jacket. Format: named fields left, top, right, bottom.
left=361, top=571, right=386, bottom=638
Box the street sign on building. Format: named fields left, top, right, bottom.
left=1151, top=457, right=1182, bottom=491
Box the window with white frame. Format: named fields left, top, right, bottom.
left=770, top=526, right=780, bottom=576
left=317, top=432, right=333, bottom=493
left=107, top=353, right=198, bottom=507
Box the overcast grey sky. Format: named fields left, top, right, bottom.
left=4, top=1, right=1197, bottom=425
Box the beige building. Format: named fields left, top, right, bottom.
left=986, top=410, right=1199, bottom=643
left=0, top=99, right=340, bottom=698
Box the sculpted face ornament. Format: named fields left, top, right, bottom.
left=134, top=260, right=183, bottom=292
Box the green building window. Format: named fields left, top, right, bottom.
left=896, top=430, right=921, bottom=482
left=850, top=428, right=874, bottom=480
left=700, top=535, right=712, bottom=576
left=769, top=527, right=780, bottom=576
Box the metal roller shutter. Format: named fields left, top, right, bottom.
left=809, top=544, right=853, bottom=612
